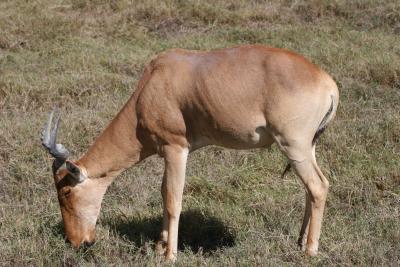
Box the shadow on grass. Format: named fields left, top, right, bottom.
left=49, top=221, right=65, bottom=237
left=109, top=209, right=236, bottom=254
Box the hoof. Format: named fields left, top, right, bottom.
left=305, top=248, right=318, bottom=257
left=155, top=241, right=167, bottom=255
left=165, top=252, right=176, bottom=262
left=297, top=237, right=307, bottom=252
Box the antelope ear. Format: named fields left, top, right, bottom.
left=66, top=161, right=87, bottom=182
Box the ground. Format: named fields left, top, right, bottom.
left=0, top=0, right=399, bottom=266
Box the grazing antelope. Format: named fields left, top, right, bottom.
left=42, top=45, right=339, bottom=260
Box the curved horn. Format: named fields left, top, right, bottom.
left=41, top=108, right=70, bottom=161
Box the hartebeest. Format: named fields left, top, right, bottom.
left=42, top=45, right=339, bottom=260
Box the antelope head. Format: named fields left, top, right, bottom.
left=41, top=108, right=108, bottom=248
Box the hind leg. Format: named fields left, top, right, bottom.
left=277, top=139, right=329, bottom=256
left=298, top=191, right=311, bottom=251
left=297, top=145, right=321, bottom=251
left=293, top=155, right=328, bottom=255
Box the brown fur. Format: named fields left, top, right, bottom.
left=49, top=45, right=339, bottom=260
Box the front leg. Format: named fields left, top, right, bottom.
left=155, top=197, right=169, bottom=255
left=158, top=145, right=188, bottom=261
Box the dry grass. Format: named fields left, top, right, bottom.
left=0, top=0, right=399, bottom=266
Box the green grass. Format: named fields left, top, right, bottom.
left=1, top=0, right=399, bottom=266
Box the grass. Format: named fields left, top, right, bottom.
left=0, top=0, right=399, bottom=266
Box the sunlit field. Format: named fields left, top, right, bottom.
left=0, top=0, right=399, bottom=266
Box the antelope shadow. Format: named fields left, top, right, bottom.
left=108, top=209, right=236, bottom=254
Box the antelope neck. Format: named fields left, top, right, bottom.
left=77, top=96, right=150, bottom=179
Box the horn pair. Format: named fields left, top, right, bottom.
left=41, top=108, right=70, bottom=173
